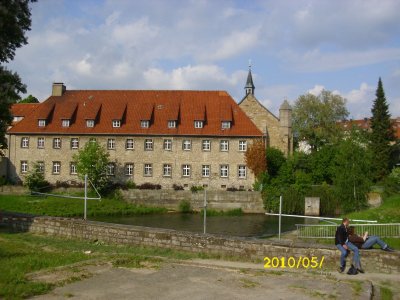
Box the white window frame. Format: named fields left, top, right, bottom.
left=168, top=120, right=176, bottom=128
left=221, top=121, right=231, bottom=129
left=163, top=164, right=172, bottom=177
left=112, top=120, right=121, bottom=128
left=202, top=165, right=210, bottom=177
left=86, top=119, right=95, bottom=128
left=107, top=163, right=116, bottom=176
left=38, top=119, right=46, bottom=127
left=21, top=137, right=29, bottom=148
left=53, top=138, right=61, bottom=149
left=182, top=164, right=191, bottom=177
left=37, top=161, right=44, bottom=173
left=220, top=140, right=229, bottom=152
left=52, top=161, right=61, bottom=174
left=125, top=163, right=134, bottom=176
left=220, top=164, right=229, bottom=178
left=126, top=139, right=134, bottom=150
left=202, top=140, right=211, bottom=151
left=62, top=119, right=70, bottom=127
left=238, top=165, right=247, bottom=179
left=144, top=163, right=152, bottom=176
left=20, top=161, right=28, bottom=173
left=144, top=139, right=153, bottom=151
left=163, top=139, right=172, bottom=151
left=70, top=162, right=77, bottom=175
left=239, top=140, right=247, bottom=152
left=194, top=121, right=203, bottom=128
left=182, top=140, right=191, bottom=151
left=37, top=137, right=45, bottom=149
left=107, top=138, right=116, bottom=150
left=141, top=120, right=149, bottom=128
left=71, top=138, right=79, bottom=149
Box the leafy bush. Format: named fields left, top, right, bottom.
left=138, top=183, right=161, bottom=190
left=200, top=208, right=243, bottom=216
left=55, top=181, right=70, bottom=188
left=126, top=180, right=137, bottom=189
left=178, top=200, right=192, bottom=213
left=173, top=184, right=184, bottom=191
left=226, top=187, right=238, bottom=192
left=0, top=176, right=7, bottom=186
left=190, top=185, right=204, bottom=193
left=24, top=163, right=50, bottom=192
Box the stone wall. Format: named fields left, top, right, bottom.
left=121, top=190, right=264, bottom=213
left=1, top=213, right=399, bottom=274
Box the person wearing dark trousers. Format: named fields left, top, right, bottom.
left=335, top=218, right=364, bottom=273
left=348, top=226, right=395, bottom=252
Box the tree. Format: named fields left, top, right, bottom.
left=73, top=141, right=110, bottom=192
left=370, top=78, right=396, bottom=181
left=24, top=162, right=50, bottom=192
left=18, top=94, right=39, bottom=103
left=292, top=90, right=349, bottom=152
left=244, top=139, right=267, bottom=178
left=265, top=147, right=286, bottom=178
left=0, top=0, right=35, bottom=149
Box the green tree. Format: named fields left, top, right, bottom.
left=310, top=144, right=336, bottom=184
left=18, top=94, right=39, bottom=103
left=265, top=147, right=286, bottom=178
left=0, top=0, right=35, bottom=149
left=73, top=141, right=110, bottom=192
left=24, top=162, right=50, bottom=192
left=370, top=78, right=396, bottom=181
left=292, top=90, right=349, bottom=152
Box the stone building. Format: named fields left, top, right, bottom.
left=238, top=67, right=293, bottom=155
left=6, top=84, right=263, bottom=190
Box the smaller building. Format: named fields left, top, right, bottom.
left=338, top=118, right=400, bottom=140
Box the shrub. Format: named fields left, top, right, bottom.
left=55, top=181, right=70, bottom=188
left=226, top=187, right=238, bottom=192
left=178, top=200, right=192, bottom=213
left=126, top=180, right=137, bottom=189
left=173, top=184, right=184, bottom=191
left=0, top=176, right=7, bottom=186
left=200, top=208, right=243, bottom=216
left=190, top=185, right=204, bottom=193
left=138, top=183, right=161, bottom=190
left=24, top=163, right=51, bottom=192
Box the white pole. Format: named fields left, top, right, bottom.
left=265, top=212, right=377, bottom=223
left=84, top=174, right=87, bottom=221
left=278, top=195, right=282, bottom=240
left=203, top=189, right=207, bottom=234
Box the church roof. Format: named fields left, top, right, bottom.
left=280, top=100, right=291, bottom=110
left=245, top=68, right=255, bottom=89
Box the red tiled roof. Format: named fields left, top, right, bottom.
left=8, top=90, right=262, bottom=137
left=338, top=118, right=400, bottom=139
left=10, top=103, right=40, bottom=117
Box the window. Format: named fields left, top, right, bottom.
left=70, top=162, right=77, bottom=175
left=37, top=137, right=45, bottom=149
left=168, top=120, right=176, bottom=128
left=220, top=140, right=229, bottom=151
left=37, top=161, right=44, bottom=173
left=126, top=139, right=134, bottom=150
left=107, top=138, right=115, bottom=150
left=86, top=119, right=95, bottom=128
left=112, top=120, right=121, bottom=128
left=202, top=140, right=211, bottom=151
left=182, top=140, right=191, bottom=151
left=125, top=163, right=134, bottom=176
left=53, top=138, right=61, bottom=149
left=238, top=165, right=247, bottom=179
left=62, top=119, right=70, bottom=127
left=141, top=120, right=149, bottom=128
left=52, top=161, right=61, bottom=174
left=144, top=139, right=153, bottom=151
left=38, top=119, right=46, bottom=127
left=107, top=163, right=115, bottom=176
left=194, top=121, right=203, bottom=128
left=71, top=138, right=79, bottom=149
left=202, top=165, right=210, bottom=177
left=220, top=165, right=229, bottom=178
left=163, top=139, right=172, bottom=151
left=239, top=140, right=247, bottom=152
left=21, top=137, right=29, bottom=148
left=182, top=164, right=191, bottom=177
left=221, top=121, right=231, bottom=129
left=20, top=161, right=28, bottom=173
left=163, top=164, right=172, bottom=177
left=144, top=163, right=152, bottom=176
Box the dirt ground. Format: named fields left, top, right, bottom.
left=30, top=258, right=400, bottom=300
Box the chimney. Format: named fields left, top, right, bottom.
left=52, top=82, right=66, bottom=96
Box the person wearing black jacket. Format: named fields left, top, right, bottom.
left=335, top=218, right=363, bottom=273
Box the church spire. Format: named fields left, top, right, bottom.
left=245, top=60, right=255, bottom=95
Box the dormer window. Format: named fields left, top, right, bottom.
left=86, top=120, right=95, bottom=128
left=194, top=121, right=203, bottom=128
left=62, top=119, right=70, bottom=127
left=141, top=120, right=149, bottom=128
left=168, top=120, right=176, bottom=128
left=38, top=119, right=46, bottom=127
left=112, top=120, right=121, bottom=128
left=221, top=121, right=231, bottom=129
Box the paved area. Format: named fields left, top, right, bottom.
left=31, top=259, right=385, bottom=300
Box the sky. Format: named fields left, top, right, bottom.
left=7, top=0, right=400, bottom=118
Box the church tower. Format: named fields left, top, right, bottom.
left=244, top=65, right=255, bottom=95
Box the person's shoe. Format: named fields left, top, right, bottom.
left=357, top=268, right=365, bottom=274
left=339, top=266, right=345, bottom=273
left=383, top=246, right=395, bottom=252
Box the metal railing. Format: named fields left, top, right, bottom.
left=296, top=223, right=400, bottom=239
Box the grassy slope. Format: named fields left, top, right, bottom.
left=0, top=194, right=166, bottom=217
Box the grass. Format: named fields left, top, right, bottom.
left=0, top=194, right=166, bottom=218
left=380, top=286, right=393, bottom=300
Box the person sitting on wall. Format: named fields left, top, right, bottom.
left=335, top=217, right=364, bottom=274
left=348, top=226, right=395, bottom=252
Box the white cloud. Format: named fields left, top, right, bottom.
left=308, top=85, right=325, bottom=96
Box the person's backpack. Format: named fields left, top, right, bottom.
left=347, top=264, right=358, bottom=275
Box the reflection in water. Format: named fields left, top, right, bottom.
left=91, top=214, right=315, bottom=238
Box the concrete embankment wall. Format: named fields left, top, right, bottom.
left=1, top=213, right=399, bottom=274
